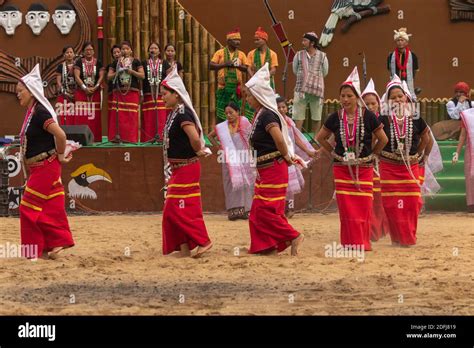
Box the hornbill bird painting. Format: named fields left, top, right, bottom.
left=320, top=0, right=391, bottom=47
left=67, top=163, right=112, bottom=200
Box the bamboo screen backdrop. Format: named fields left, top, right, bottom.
left=106, top=0, right=456, bottom=133
left=106, top=0, right=219, bottom=133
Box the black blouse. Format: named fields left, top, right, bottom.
left=109, top=58, right=143, bottom=91
left=25, top=104, right=56, bottom=159
left=141, top=59, right=167, bottom=95
left=379, top=115, right=428, bottom=155
left=162, top=60, right=184, bottom=80
left=106, top=62, right=115, bottom=95
left=56, top=63, right=76, bottom=92
left=74, top=58, right=104, bottom=86
left=323, top=109, right=381, bottom=161
left=250, top=108, right=281, bottom=160
left=166, top=106, right=199, bottom=160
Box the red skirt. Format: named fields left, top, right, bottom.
left=20, top=157, right=74, bottom=258
left=249, top=159, right=300, bottom=254
left=56, top=95, right=75, bottom=126
left=140, top=94, right=170, bottom=142
left=334, top=165, right=373, bottom=251
left=108, top=90, right=140, bottom=143
left=74, top=89, right=102, bottom=142
left=380, top=160, right=422, bottom=246
left=370, top=173, right=390, bottom=241
left=162, top=161, right=211, bottom=255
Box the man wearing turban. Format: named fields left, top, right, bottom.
left=210, top=28, right=250, bottom=121
left=432, top=82, right=472, bottom=140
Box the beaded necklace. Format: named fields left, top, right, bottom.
left=147, top=57, right=163, bottom=87
left=82, top=58, right=97, bottom=87
left=163, top=103, right=184, bottom=163
left=19, top=102, right=37, bottom=159
left=118, top=56, right=133, bottom=95
left=62, top=61, right=75, bottom=95
left=338, top=107, right=364, bottom=161
left=390, top=112, right=413, bottom=155
left=248, top=107, right=265, bottom=147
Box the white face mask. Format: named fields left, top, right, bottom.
left=0, top=10, right=22, bottom=35
left=26, top=11, right=50, bottom=35
left=52, top=9, right=76, bottom=35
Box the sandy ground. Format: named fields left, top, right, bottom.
left=0, top=212, right=473, bottom=315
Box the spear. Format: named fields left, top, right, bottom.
left=97, top=0, right=104, bottom=64
left=263, top=0, right=296, bottom=64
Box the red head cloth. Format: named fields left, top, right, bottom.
left=226, top=28, right=241, bottom=41
left=454, top=82, right=470, bottom=96
left=255, top=27, right=268, bottom=41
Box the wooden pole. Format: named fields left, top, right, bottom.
left=167, top=0, right=176, bottom=44
left=208, top=35, right=217, bottom=128
left=116, top=0, right=125, bottom=44
left=124, top=0, right=133, bottom=42
left=132, top=0, right=141, bottom=58
left=107, top=3, right=117, bottom=63
left=160, top=0, right=168, bottom=47
left=200, top=27, right=209, bottom=131
left=184, top=13, right=193, bottom=98
left=192, top=18, right=200, bottom=113
left=150, top=0, right=159, bottom=43
left=176, top=3, right=185, bottom=66
left=141, top=0, right=151, bottom=59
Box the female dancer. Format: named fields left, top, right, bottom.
left=18, top=65, right=75, bottom=259
left=316, top=68, right=388, bottom=251
left=161, top=67, right=213, bottom=258
left=245, top=63, right=304, bottom=256
left=378, top=75, right=430, bottom=247
left=361, top=79, right=390, bottom=241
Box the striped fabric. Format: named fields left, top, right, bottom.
left=20, top=158, right=74, bottom=258
left=162, top=161, right=211, bottom=255
left=333, top=164, right=374, bottom=251
left=141, top=94, right=171, bottom=142
left=249, top=159, right=300, bottom=254
left=108, top=90, right=140, bottom=143
left=379, top=160, right=422, bottom=246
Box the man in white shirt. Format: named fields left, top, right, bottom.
left=432, top=82, right=472, bottom=140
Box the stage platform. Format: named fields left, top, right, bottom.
left=1, top=138, right=467, bottom=214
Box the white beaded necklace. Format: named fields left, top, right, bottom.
left=338, top=107, right=365, bottom=161
left=390, top=113, right=413, bottom=155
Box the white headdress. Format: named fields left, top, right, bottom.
left=21, top=64, right=58, bottom=123
left=393, top=27, right=412, bottom=42
left=245, top=63, right=294, bottom=156
left=361, top=78, right=381, bottom=106
left=341, top=66, right=366, bottom=108
left=381, top=74, right=403, bottom=106
left=401, top=80, right=415, bottom=102
left=161, top=66, right=207, bottom=151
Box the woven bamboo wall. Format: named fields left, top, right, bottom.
left=106, top=0, right=219, bottom=132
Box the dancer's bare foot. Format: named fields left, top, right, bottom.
left=291, top=234, right=304, bottom=256
left=192, top=242, right=213, bottom=259
left=180, top=243, right=191, bottom=257
left=48, top=247, right=66, bottom=260
left=391, top=241, right=400, bottom=246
